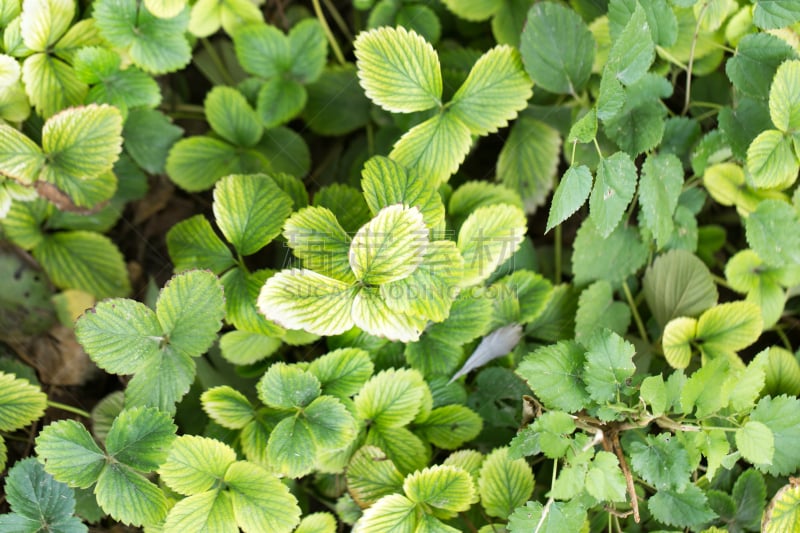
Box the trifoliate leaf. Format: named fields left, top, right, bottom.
left=516, top=341, right=588, bottom=412
left=257, top=363, right=320, bottom=410
left=75, top=48, right=161, bottom=112
left=449, top=46, right=531, bottom=135
left=415, top=405, right=483, bottom=449
left=589, top=151, right=637, bottom=237
left=546, top=165, right=592, bottom=233
left=519, top=2, right=594, bottom=94
left=162, top=490, right=235, bottom=533
left=21, top=52, right=87, bottom=118
left=258, top=269, right=357, bottom=336
left=233, top=23, right=289, bottom=79
left=606, top=3, right=654, bottom=85
left=19, top=0, right=73, bottom=51
left=628, top=433, right=692, bottom=491
left=303, top=395, right=356, bottom=452
left=695, top=301, right=763, bottom=360
left=354, top=26, right=442, bottom=113
left=266, top=416, right=316, bottom=478
left=123, top=108, right=183, bottom=175
left=0, top=371, right=46, bottom=432
left=354, top=368, right=427, bottom=428
left=404, top=465, right=474, bottom=514
left=124, top=347, right=195, bottom=413
left=571, top=218, right=648, bottom=286
left=574, top=280, right=630, bottom=342
left=34, top=231, right=130, bottom=298
left=225, top=460, right=301, bottom=533
left=159, top=435, right=236, bottom=496
left=35, top=420, right=106, bottom=489
left=726, top=33, right=797, bottom=101
left=763, top=480, right=800, bottom=533
left=204, top=86, right=262, bottom=148
left=283, top=205, right=354, bottom=283
left=746, top=129, right=798, bottom=190
left=352, top=287, right=427, bottom=342
left=201, top=386, right=254, bottom=429
left=1, top=458, right=86, bottom=532
left=639, top=153, right=683, bottom=249
left=582, top=330, right=636, bottom=403
left=189, top=0, right=262, bottom=37
left=346, top=445, right=405, bottom=508
left=105, top=407, right=176, bottom=472
left=256, top=77, right=307, bottom=128
left=389, top=111, right=472, bottom=186
left=458, top=203, right=526, bottom=287
left=478, top=447, right=534, bottom=519
left=93, top=0, right=191, bottom=74
left=95, top=463, right=167, bottom=527
left=746, top=199, right=800, bottom=266
left=648, top=485, right=717, bottom=529
left=307, top=348, right=374, bottom=399
left=497, top=116, right=562, bottom=214
left=213, top=173, right=291, bottom=256
left=287, top=18, right=327, bottom=83
left=643, top=249, right=718, bottom=330
left=357, top=493, right=417, bottom=532
left=736, top=420, right=775, bottom=466
left=166, top=135, right=268, bottom=192
left=166, top=215, right=235, bottom=274
left=156, top=270, right=225, bottom=358
left=360, top=155, right=444, bottom=229
left=749, top=395, right=800, bottom=476
left=313, top=183, right=371, bottom=233
left=349, top=204, right=427, bottom=285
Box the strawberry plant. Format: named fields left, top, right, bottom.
left=3, top=0, right=800, bottom=531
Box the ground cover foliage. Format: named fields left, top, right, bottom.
left=2, top=0, right=800, bottom=531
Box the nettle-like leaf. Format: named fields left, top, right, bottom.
left=588, top=151, right=637, bottom=237
left=75, top=270, right=225, bottom=412
left=582, top=330, right=635, bottom=404
left=574, top=280, right=630, bottom=342
left=36, top=407, right=176, bottom=527
left=749, top=395, right=800, bottom=476
left=159, top=435, right=301, bottom=532
left=516, top=341, right=589, bottom=412
left=0, top=458, right=87, bottom=533
left=546, top=165, right=592, bottom=233
left=507, top=499, right=586, bottom=532
left=745, top=199, right=800, bottom=267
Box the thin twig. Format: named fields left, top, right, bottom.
left=610, top=429, right=640, bottom=523
left=682, top=2, right=709, bottom=115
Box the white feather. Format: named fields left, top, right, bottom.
left=449, top=323, right=523, bottom=383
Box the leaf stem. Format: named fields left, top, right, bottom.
left=311, top=0, right=346, bottom=65
left=534, top=461, right=560, bottom=533
left=622, top=280, right=649, bottom=345
left=320, top=0, right=354, bottom=43
left=593, top=138, right=604, bottom=159
left=554, top=225, right=563, bottom=285
left=774, top=325, right=793, bottom=351
left=682, top=1, right=709, bottom=115
left=47, top=400, right=91, bottom=419
left=710, top=274, right=732, bottom=290
left=200, top=38, right=236, bottom=86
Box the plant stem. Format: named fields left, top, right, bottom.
left=682, top=1, right=709, bottom=115
left=47, top=401, right=91, bottom=419
left=774, top=325, right=793, bottom=351
left=534, top=460, right=560, bottom=533
left=312, top=0, right=346, bottom=65
left=554, top=224, right=563, bottom=285
left=321, top=0, right=353, bottom=43
left=622, top=280, right=649, bottom=345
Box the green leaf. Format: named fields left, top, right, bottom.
left=95, top=463, right=167, bottom=527
left=449, top=181, right=523, bottom=229
left=1, top=457, right=86, bottom=532
left=736, top=420, right=775, bottom=465
left=355, top=368, right=427, bottom=428
left=257, top=269, right=357, bottom=336
left=201, top=386, right=255, bottom=429
left=589, top=151, right=637, bottom=237
left=162, top=490, right=235, bottom=533
left=696, top=301, right=763, bottom=360
left=123, top=108, right=183, bottom=174
left=516, top=341, right=588, bottom=412
left=213, top=173, right=291, bottom=256
left=34, top=231, right=130, bottom=298
left=662, top=316, right=698, bottom=369
left=295, top=513, right=336, bottom=533
left=750, top=395, right=800, bottom=476
left=166, top=136, right=266, bottom=192
left=105, top=407, right=176, bottom=472
left=144, top=0, right=186, bottom=18
left=746, top=199, right=800, bottom=266
left=91, top=392, right=124, bottom=443
left=257, top=363, right=320, bottom=409
left=256, top=77, right=307, bottom=128
left=567, top=108, right=597, bottom=144
left=93, top=0, right=191, bottom=74
left=753, top=0, right=800, bottom=30
left=519, top=2, right=594, bottom=94
left=35, top=420, right=106, bottom=489
left=639, top=153, right=683, bottom=248
left=726, top=33, right=798, bottom=101
left=346, top=445, right=405, bottom=508
left=204, top=86, right=262, bottom=147
left=304, top=395, right=356, bottom=451
left=648, top=485, right=717, bottom=529
left=350, top=204, right=428, bottom=285
left=302, top=65, right=371, bottom=136
left=123, top=347, right=195, bottom=414
left=449, top=46, right=531, bottom=136
left=284, top=206, right=353, bottom=283
left=440, top=0, right=500, bottom=21
left=354, top=26, right=442, bottom=113
left=307, top=348, right=374, bottom=399
left=287, top=18, right=327, bottom=83
left=21, top=53, right=87, bottom=118
left=357, top=493, right=417, bottom=532
left=404, top=464, right=474, bottom=515
left=361, top=155, right=445, bottom=229
left=353, top=284, right=427, bottom=343
left=546, top=165, right=592, bottom=233
left=643, top=249, right=718, bottom=329
left=582, top=330, right=636, bottom=403
left=20, top=0, right=74, bottom=51
left=415, top=405, right=483, bottom=449
left=159, top=435, right=236, bottom=496
left=0, top=124, right=44, bottom=185
left=629, top=433, right=692, bottom=491
left=574, top=280, right=630, bottom=342
left=497, top=116, right=562, bottom=214
left=746, top=129, right=799, bottom=189
left=225, top=460, right=301, bottom=533
left=0, top=372, right=46, bottom=432
left=729, top=350, right=769, bottom=412
left=507, top=500, right=586, bottom=532
left=571, top=218, right=648, bottom=286
left=458, top=203, right=526, bottom=286
left=157, top=270, right=225, bottom=358
left=763, top=481, right=800, bottom=533
left=586, top=451, right=627, bottom=503
left=478, top=447, right=534, bottom=519
left=606, top=3, right=654, bottom=85
left=166, top=215, right=235, bottom=274
left=764, top=347, right=800, bottom=396
left=389, top=111, right=473, bottom=186
left=681, top=357, right=732, bottom=417
left=266, top=416, right=316, bottom=478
